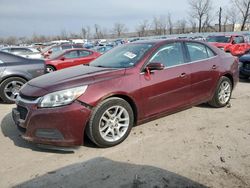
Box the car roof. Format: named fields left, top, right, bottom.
left=63, top=47, right=91, bottom=51
left=131, top=39, right=207, bottom=45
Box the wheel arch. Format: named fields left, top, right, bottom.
left=105, top=94, right=138, bottom=125
left=0, top=75, right=28, bottom=85
left=222, top=73, right=234, bottom=88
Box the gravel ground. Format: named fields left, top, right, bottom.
left=0, top=81, right=250, bottom=188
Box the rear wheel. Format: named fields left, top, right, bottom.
left=46, top=65, right=56, bottom=73
left=0, top=77, right=26, bottom=103
left=208, top=76, right=232, bottom=108
left=86, top=97, right=134, bottom=147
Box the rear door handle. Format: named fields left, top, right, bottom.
left=180, top=73, right=186, bottom=78
left=212, top=65, right=217, bottom=69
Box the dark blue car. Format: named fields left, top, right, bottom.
left=239, top=53, right=250, bottom=79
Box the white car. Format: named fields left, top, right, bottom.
left=1, top=47, right=43, bottom=59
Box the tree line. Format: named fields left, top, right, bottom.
left=1, top=0, right=250, bottom=45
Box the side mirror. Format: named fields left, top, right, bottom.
left=232, top=40, right=236, bottom=44
left=60, top=57, right=65, bottom=61
left=146, top=62, right=165, bottom=72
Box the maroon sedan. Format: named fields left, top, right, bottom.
left=12, top=39, right=239, bottom=148
left=45, top=48, right=101, bottom=72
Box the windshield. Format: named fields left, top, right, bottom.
left=90, top=43, right=153, bottom=68
left=207, top=36, right=231, bottom=43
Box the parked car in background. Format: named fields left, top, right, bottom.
left=41, top=44, right=83, bottom=58
left=0, top=51, right=45, bottom=103
left=45, top=48, right=101, bottom=72
left=207, top=35, right=250, bottom=56
left=91, top=46, right=113, bottom=54
left=12, top=39, right=238, bottom=148
left=239, top=52, right=250, bottom=79
left=1, top=47, right=43, bottom=59
left=1, top=46, right=40, bottom=54
left=83, top=43, right=95, bottom=49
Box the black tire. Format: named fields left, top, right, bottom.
left=208, top=76, right=232, bottom=108
left=0, top=77, right=26, bottom=103
left=86, top=97, right=134, bottom=147
left=46, top=65, right=56, bottom=73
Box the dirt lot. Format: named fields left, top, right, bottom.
left=0, top=81, right=250, bottom=188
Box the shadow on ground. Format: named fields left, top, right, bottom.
left=0, top=112, right=78, bottom=153
left=15, top=157, right=207, bottom=188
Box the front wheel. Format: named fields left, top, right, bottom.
left=46, top=65, right=56, bottom=73
left=86, top=97, right=134, bottom=147
left=0, top=77, right=26, bottom=103
left=208, top=76, right=232, bottom=108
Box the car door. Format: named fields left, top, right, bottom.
left=185, top=42, right=220, bottom=104
left=139, top=42, right=191, bottom=118
left=58, top=50, right=79, bottom=69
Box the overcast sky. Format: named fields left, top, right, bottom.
left=0, top=0, right=230, bottom=38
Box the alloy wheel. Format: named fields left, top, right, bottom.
left=218, top=80, right=231, bottom=104
left=4, top=80, right=24, bottom=101
left=99, top=105, right=130, bottom=142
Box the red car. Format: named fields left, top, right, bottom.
left=12, top=39, right=239, bottom=149
left=41, top=44, right=83, bottom=58
left=45, top=48, right=101, bottom=72
left=207, top=35, right=250, bottom=56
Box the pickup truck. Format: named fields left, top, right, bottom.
left=207, top=35, right=250, bottom=56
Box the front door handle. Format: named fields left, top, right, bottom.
left=212, top=65, right=217, bottom=69
left=180, top=73, right=186, bottom=78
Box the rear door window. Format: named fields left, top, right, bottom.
left=78, top=50, right=91, bottom=57
left=186, top=42, right=215, bottom=62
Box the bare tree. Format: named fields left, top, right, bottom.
left=151, top=16, right=167, bottom=35
left=202, top=14, right=215, bottom=32
left=81, top=27, right=87, bottom=39
left=93, top=24, right=108, bottom=39
left=223, top=15, right=229, bottom=32
left=232, top=0, right=250, bottom=31
left=81, top=26, right=92, bottom=39
left=176, top=19, right=187, bottom=34
left=5, top=36, right=17, bottom=45
left=152, top=16, right=161, bottom=35
left=94, top=24, right=102, bottom=39
left=167, top=13, right=173, bottom=34
left=188, top=0, right=213, bottom=32
left=218, top=7, right=222, bottom=32
left=60, top=29, right=68, bottom=40
left=113, top=22, right=128, bottom=38
left=189, top=19, right=197, bottom=33
left=136, top=20, right=149, bottom=37
left=226, top=6, right=237, bottom=31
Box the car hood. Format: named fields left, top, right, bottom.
left=239, top=54, right=250, bottom=62
left=20, top=65, right=125, bottom=97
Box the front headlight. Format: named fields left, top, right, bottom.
left=38, top=85, right=88, bottom=108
